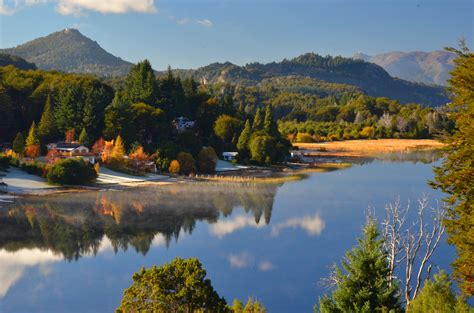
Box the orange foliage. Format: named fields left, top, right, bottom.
left=46, top=149, right=61, bottom=164
left=168, top=159, right=180, bottom=174
left=101, top=140, right=114, bottom=163
left=65, top=129, right=75, bottom=143
left=92, top=137, right=106, bottom=154
left=24, top=144, right=40, bottom=158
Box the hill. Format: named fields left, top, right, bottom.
left=171, top=53, right=448, bottom=106
left=353, top=50, right=456, bottom=85
left=0, top=28, right=132, bottom=77
left=0, top=54, right=37, bottom=70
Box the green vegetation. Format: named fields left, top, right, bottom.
left=0, top=53, right=36, bottom=70
left=432, top=45, right=474, bottom=296
left=317, top=218, right=401, bottom=312
left=47, top=158, right=97, bottom=185
left=117, top=258, right=228, bottom=312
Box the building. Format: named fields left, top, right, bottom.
left=173, top=117, right=195, bottom=133
left=47, top=142, right=96, bottom=164
left=222, top=152, right=238, bottom=161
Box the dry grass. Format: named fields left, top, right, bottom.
left=294, top=139, right=444, bottom=157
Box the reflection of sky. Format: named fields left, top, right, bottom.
left=0, top=160, right=455, bottom=313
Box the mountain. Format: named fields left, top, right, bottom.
left=0, top=54, right=36, bottom=70
left=353, top=51, right=456, bottom=85
left=171, top=53, right=448, bottom=106
left=0, top=28, right=132, bottom=77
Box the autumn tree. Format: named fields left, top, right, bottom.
left=78, top=128, right=89, bottom=145
left=432, top=43, right=474, bottom=296
left=168, top=159, right=180, bottom=175
left=25, top=121, right=40, bottom=158
left=129, top=145, right=150, bottom=173
left=116, top=258, right=227, bottom=313
left=65, top=128, right=75, bottom=143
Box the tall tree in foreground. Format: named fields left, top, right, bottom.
left=432, top=43, right=474, bottom=296
left=116, top=258, right=227, bottom=312
left=12, top=132, right=24, bottom=154
left=317, top=218, right=401, bottom=313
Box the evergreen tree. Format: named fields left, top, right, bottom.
left=38, top=94, right=57, bottom=143
left=78, top=128, right=89, bottom=145
left=124, top=59, right=158, bottom=105
left=104, top=92, right=135, bottom=144
left=0, top=87, right=13, bottom=136
left=317, top=218, right=401, bottom=313
left=25, top=121, right=39, bottom=146
left=55, top=83, right=82, bottom=134
left=432, top=45, right=474, bottom=296
left=263, top=105, right=279, bottom=137
left=237, top=119, right=252, bottom=152
left=12, top=132, right=24, bottom=154
left=253, top=107, right=264, bottom=130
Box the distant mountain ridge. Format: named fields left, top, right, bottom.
left=353, top=50, right=456, bottom=85
left=0, top=54, right=36, bottom=70
left=0, top=28, right=132, bottom=77
left=171, top=53, right=448, bottom=106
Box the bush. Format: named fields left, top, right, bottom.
left=296, top=132, right=314, bottom=143
left=47, top=158, right=97, bottom=185
left=20, top=161, right=47, bottom=177
left=197, top=147, right=217, bottom=174
left=168, top=160, right=180, bottom=175
left=177, top=152, right=196, bottom=175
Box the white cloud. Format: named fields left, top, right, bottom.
left=209, top=215, right=265, bottom=239
left=0, top=248, right=61, bottom=298
left=228, top=252, right=253, bottom=269
left=1, top=0, right=157, bottom=15
left=258, top=261, right=275, bottom=271
left=196, top=19, right=213, bottom=27
left=169, top=15, right=213, bottom=27
left=271, top=214, right=325, bottom=237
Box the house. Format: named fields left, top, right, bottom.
left=222, top=152, right=238, bottom=161
left=173, top=117, right=195, bottom=133
left=47, top=142, right=96, bottom=164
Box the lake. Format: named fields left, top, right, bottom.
left=0, top=153, right=454, bottom=313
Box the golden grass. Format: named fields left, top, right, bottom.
left=294, top=139, right=444, bottom=156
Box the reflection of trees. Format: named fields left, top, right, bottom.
left=0, top=183, right=279, bottom=260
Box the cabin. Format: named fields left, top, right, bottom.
left=173, top=117, right=195, bottom=133
left=47, top=142, right=96, bottom=164
left=222, top=152, right=238, bottom=161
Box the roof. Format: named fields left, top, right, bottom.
left=49, top=142, right=88, bottom=150
left=222, top=151, right=238, bottom=156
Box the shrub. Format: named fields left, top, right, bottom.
left=168, top=160, right=180, bottom=175
left=197, top=147, right=217, bottom=174
left=177, top=152, right=196, bottom=175
left=296, top=132, right=314, bottom=143
left=47, top=158, right=97, bottom=185
left=360, top=126, right=376, bottom=139
left=20, top=161, right=47, bottom=177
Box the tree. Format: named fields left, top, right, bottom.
left=116, top=257, right=227, bottom=313
left=0, top=87, right=14, bottom=138
left=231, top=298, right=267, bottom=313
left=111, top=135, right=125, bottom=160
left=177, top=152, right=196, bottom=175
left=123, top=59, right=158, bottom=106
left=249, top=135, right=275, bottom=164
left=237, top=120, right=252, bottom=152
left=431, top=45, right=474, bottom=296
left=252, top=107, right=264, bottom=130
left=214, top=114, right=243, bottom=145
left=38, top=94, right=57, bottom=143
left=129, top=145, right=150, bottom=173
left=408, top=271, right=473, bottom=313
left=47, top=158, right=97, bottom=185
left=198, top=147, right=218, bottom=174
left=104, top=92, right=135, bottom=145
left=65, top=128, right=75, bottom=143
left=12, top=132, right=24, bottom=154
left=168, top=159, right=180, bottom=175
left=317, top=218, right=401, bottom=313
left=78, top=128, right=89, bottom=145
left=25, top=121, right=40, bottom=158
left=263, top=105, right=279, bottom=137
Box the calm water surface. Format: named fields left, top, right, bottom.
left=0, top=154, right=454, bottom=313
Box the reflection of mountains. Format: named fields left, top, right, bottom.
left=0, top=183, right=279, bottom=260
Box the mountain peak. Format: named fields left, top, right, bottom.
left=0, top=29, right=132, bottom=77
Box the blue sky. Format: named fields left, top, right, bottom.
left=0, top=0, right=472, bottom=70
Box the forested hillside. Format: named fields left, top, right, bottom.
left=171, top=53, right=449, bottom=106
left=0, top=54, right=36, bottom=70
left=0, top=29, right=132, bottom=76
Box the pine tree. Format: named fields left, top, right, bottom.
left=237, top=119, right=252, bottom=152
left=12, top=132, right=24, bottom=154
left=252, top=107, right=264, bottom=130
left=263, top=105, right=279, bottom=137
left=0, top=87, right=13, bottom=133
left=25, top=121, right=40, bottom=158
left=38, top=95, right=57, bottom=143
left=317, top=218, right=401, bottom=312
left=78, top=128, right=89, bottom=145
left=124, top=59, right=158, bottom=105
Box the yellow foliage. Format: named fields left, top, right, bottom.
left=168, top=159, right=180, bottom=174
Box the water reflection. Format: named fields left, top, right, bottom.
left=0, top=183, right=279, bottom=261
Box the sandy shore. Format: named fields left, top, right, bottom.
left=293, top=139, right=444, bottom=157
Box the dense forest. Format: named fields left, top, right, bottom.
left=0, top=55, right=453, bottom=172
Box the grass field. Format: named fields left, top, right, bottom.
left=293, top=139, right=444, bottom=157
